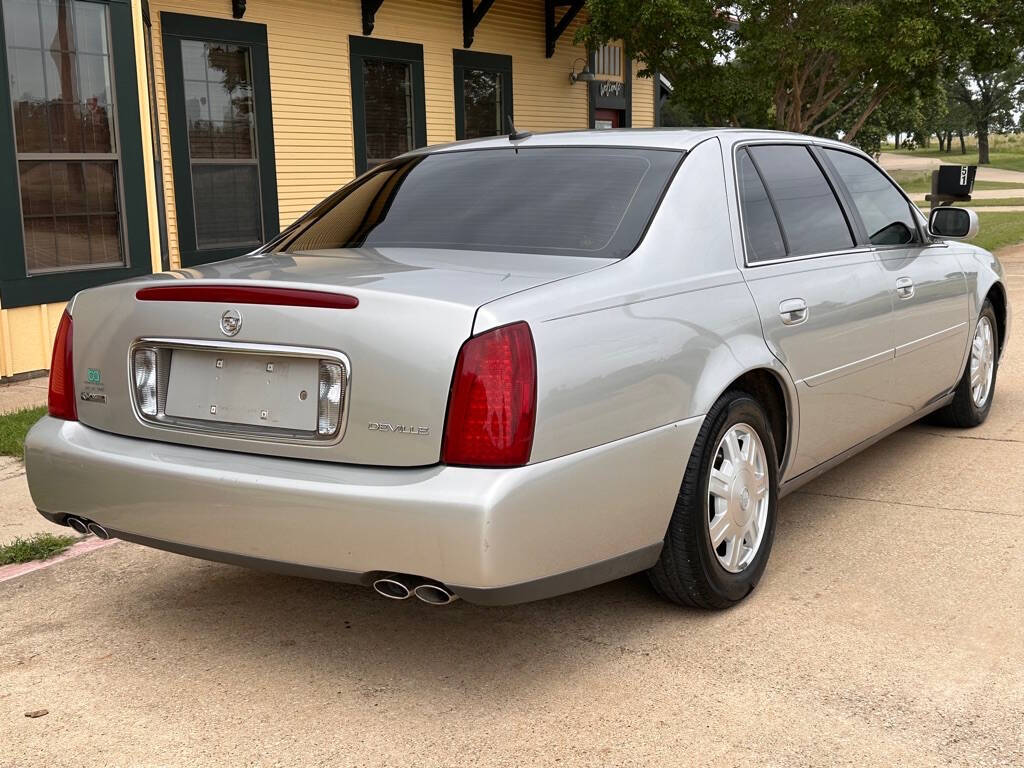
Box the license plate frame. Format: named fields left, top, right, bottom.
left=129, top=338, right=350, bottom=445
left=165, top=349, right=319, bottom=431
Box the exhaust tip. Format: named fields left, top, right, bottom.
left=413, top=583, right=458, bottom=605
left=372, top=575, right=412, bottom=600
left=86, top=521, right=110, bottom=540
left=66, top=516, right=89, bottom=535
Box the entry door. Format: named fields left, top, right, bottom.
left=594, top=108, right=622, bottom=129
left=161, top=14, right=279, bottom=268
left=736, top=145, right=899, bottom=478
left=819, top=148, right=969, bottom=417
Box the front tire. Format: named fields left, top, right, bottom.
left=648, top=390, right=779, bottom=609
left=933, top=300, right=999, bottom=428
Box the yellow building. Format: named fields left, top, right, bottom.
left=0, top=0, right=658, bottom=378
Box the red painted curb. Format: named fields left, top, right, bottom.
left=0, top=537, right=119, bottom=583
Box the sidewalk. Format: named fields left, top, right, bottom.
left=0, top=375, right=47, bottom=415
left=879, top=152, right=1024, bottom=184
left=0, top=375, right=69, bottom=546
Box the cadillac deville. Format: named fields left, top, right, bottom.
left=25, top=129, right=1009, bottom=609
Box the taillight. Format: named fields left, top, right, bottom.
left=48, top=310, right=77, bottom=421
left=442, top=322, right=536, bottom=468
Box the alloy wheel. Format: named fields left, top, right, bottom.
left=707, top=423, right=770, bottom=573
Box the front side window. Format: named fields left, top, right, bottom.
left=454, top=51, right=512, bottom=140
left=282, top=148, right=681, bottom=260
left=181, top=40, right=262, bottom=249
left=3, top=0, right=123, bottom=273
left=823, top=148, right=920, bottom=246
left=747, top=145, right=854, bottom=258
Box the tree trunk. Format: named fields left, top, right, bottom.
left=945, top=131, right=953, bottom=153
left=977, top=121, right=990, bottom=164
left=958, top=130, right=966, bottom=154
left=937, top=133, right=946, bottom=152
left=895, top=133, right=901, bottom=149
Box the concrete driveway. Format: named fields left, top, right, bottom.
left=3, top=254, right=1024, bottom=767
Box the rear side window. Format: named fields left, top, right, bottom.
left=282, top=147, right=681, bottom=259
left=737, top=150, right=786, bottom=263
left=747, top=145, right=854, bottom=258
left=823, top=149, right=920, bottom=246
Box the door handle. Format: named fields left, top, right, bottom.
left=896, top=277, right=915, bottom=299
left=779, top=298, right=808, bottom=326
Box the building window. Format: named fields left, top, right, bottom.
left=3, top=0, right=123, bottom=273
left=0, top=0, right=151, bottom=308
left=350, top=37, right=425, bottom=176
left=453, top=50, right=512, bottom=140
left=181, top=40, right=261, bottom=248
left=161, top=13, right=279, bottom=268
left=594, top=44, right=622, bottom=77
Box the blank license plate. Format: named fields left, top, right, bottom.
left=164, top=349, right=319, bottom=431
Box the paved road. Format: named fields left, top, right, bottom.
left=3, top=251, right=1023, bottom=767
left=879, top=152, right=1024, bottom=185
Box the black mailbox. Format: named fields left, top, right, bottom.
left=935, top=164, right=977, bottom=197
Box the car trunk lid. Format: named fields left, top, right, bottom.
left=70, top=247, right=612, bottom=466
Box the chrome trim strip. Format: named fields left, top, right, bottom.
left=743, top=247, right=874, bottom=269
left=895, top=322, right=968, bottom=357
left=801, top=348, right=893, bottom=388
left=127, top=338, right=352, bottom=446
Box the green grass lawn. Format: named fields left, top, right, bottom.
left=956, top=197, right=1024, bottom=208
left=0, top=532, right=77, bottom=565
left=888, top=170, right=1024, bottom=195
left=0, top=405, right=46, bottom=460
left=974, top=212, right=1024, bottom=253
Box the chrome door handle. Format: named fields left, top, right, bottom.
left=779, top=298, right=808, bottom=326
left=896, top=277, right=915, bottom=299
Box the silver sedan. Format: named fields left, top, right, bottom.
left=25, top=129, right=1009, bottom=608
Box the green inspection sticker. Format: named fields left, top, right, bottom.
left=86, top=368, right=101, bottom=384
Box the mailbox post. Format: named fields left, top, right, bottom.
left=926, top=165, right=978, bottom=210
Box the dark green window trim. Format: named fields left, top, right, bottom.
left=0, top=0, right=152, bottom=309
left=161, top=12, right=279, bottom=268
left=453, top=50, right=513, bottom=140
left=349, top=36, right=426, bottom=176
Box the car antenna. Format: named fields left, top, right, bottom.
left=507, top=115, right=532, bottom=143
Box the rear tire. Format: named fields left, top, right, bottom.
left=648, top=391, right=779, bottom=609
left=933, top=300, right=999, bottom=428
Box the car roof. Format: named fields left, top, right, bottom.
left=418, top=128, right=861, bottom=156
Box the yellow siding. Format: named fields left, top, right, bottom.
left=1, top=0, right=658, bottom=376
left=148, top=0, right=594, bottom=271
left=631, top=62, right=656, bottom=128
left=0, top=302, right=66, bottom=377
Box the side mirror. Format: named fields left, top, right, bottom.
left=929, top=207, right=979, bottom=241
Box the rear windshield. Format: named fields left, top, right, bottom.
left=279, top=147, right=681, bottom=259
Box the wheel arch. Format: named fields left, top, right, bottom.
left=985, top=281, right=1008, bottom=357
left=693, top=339, right=798, bottom=480
left=723, top=368, right=793, bottom=477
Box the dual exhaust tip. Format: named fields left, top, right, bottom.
left=65, top=515, right=110, bottom=540
left=372, top=574, right=458, bottom=605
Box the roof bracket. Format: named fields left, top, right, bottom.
left=463, top=0, right=498, bottom=49
left=362, top=0, right=385, bottom=36
left=544, top=0, right=585, bottom=58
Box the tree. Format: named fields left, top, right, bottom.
left=944, top=1, right=1024, bottom=163
left=953, top=56, right=1024, bottom=163
left=581, top=0, right=1023, bottom=146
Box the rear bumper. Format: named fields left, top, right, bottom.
left=25, top=416, right=699, bottom=604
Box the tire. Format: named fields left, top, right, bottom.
left=648, top=390, right=779, bottom=609
left=932, top=300, right=999, bottom=428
